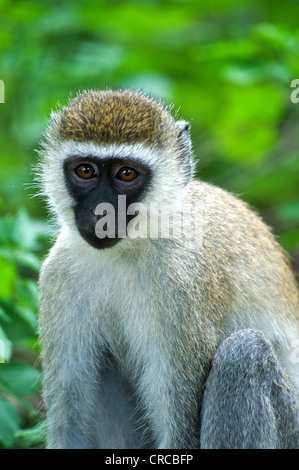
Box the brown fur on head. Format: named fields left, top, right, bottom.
left=55, top=89, right=177, bottom=147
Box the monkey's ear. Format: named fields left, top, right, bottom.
left=176, top=120, right=191, bottom=152
left=175, top=120, right=193, bottom=182
left=176, top=120, right=189, bottom=137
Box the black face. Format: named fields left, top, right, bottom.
left=64, top=156, right=151, bottom=249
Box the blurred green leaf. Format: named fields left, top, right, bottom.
left=0, top=256, right=17, bottom=298
left=0, top=398, right=21, bottom=445
left=280, top=229, right=299, bottom=251
left=277, top=200, right=299, bottom=223
left=0, top=362, right=41, bottom=397
left=0, top=305, right=10, bottom=323
left=9, top=419, right=47, bottom=449
left=222, top=63, right=291, bottom=85
left=0, top=325, right=12, bottom=362
left=14, top=252, right=41, bottom=272
left=11, top=209, right=43, bottom=250
left=0, top=300, right=37, bottom=341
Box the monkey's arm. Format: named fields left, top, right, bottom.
left=200, top=329, right=299, bottom=449
left=39, top=240, right=143, bottom=449
left=39, top=304, right=102, bottom=448
left=38, top=242, right=106, bottom=449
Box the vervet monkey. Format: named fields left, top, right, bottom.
left=38, top=89, right=299, bottom=449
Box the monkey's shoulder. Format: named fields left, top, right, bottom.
left=186, top=179, right=274, bottom=239
left=39, top=232, right=86, bottom=286
left=187, top=179, right=256, bottom=216
left=182, top=178, right=295, bottom=277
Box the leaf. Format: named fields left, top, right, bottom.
left=0, top=325, right=12, bottom=362
left=0, top=256, right=17, bottom=298
left=277, top=201, right=299, bottom=223
left=0, top=362, right=41, bottom=397
left=9, top=419, right=47, bottom=449
left=0, top=300, right=37, bottom=342
left=11, top=209, right=41, bottom=250
left=0, top=398, right=21, bottom=442
left=15, top=252, right=41, bottom=272
left=0, top=305, right=11, bottom=323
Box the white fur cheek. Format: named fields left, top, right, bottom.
left=41, top=158, right=75, bottom=225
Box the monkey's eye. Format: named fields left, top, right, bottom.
left=75, top=164, right=97, bottom=179
left=116, top=167, right=138, bottom=182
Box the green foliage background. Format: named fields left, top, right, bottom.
left=0, top=0, right=298, bottom=448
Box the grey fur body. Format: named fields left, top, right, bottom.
left=38, top=90, right=299, bottom=449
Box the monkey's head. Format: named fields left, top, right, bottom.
left=39, top=89, right=194, bottom=249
